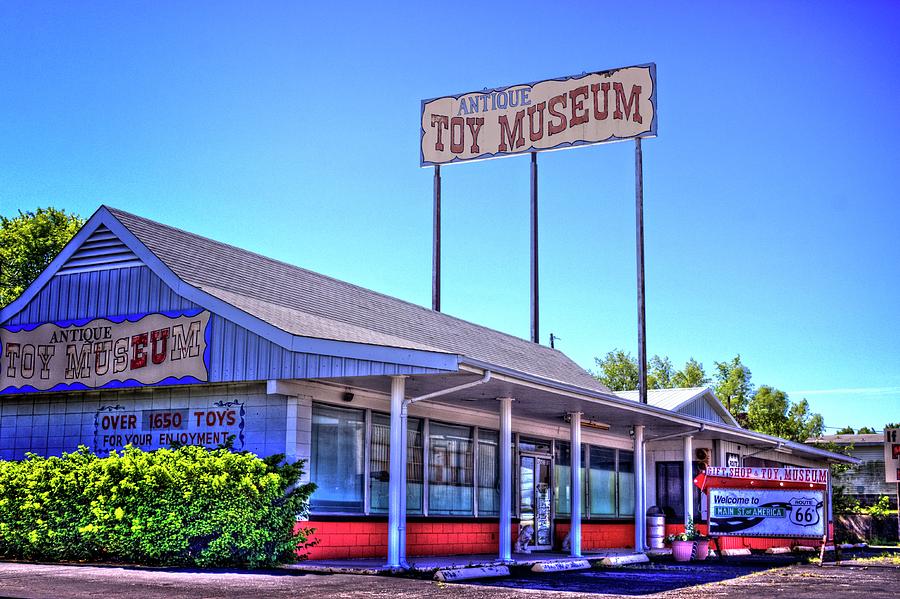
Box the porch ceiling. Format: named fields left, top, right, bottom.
left=317, top=370, right=696, bottom=439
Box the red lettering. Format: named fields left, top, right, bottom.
left=591, top=82, right=610, bottom=120
left=194, top=411, right=205, bottom=426
left=527, top=102, right=545, bottom=142
left=465, top=117, right=484, bottom=153
left=130, top=333, right=148, bottom=369
left=547, top=94, right=567, bottom=135
left=150, top=328, right=169, bottom=365
left=226, top=410, right=236, bottom=426
left=568, top=85, right=589, bottom=127
left=449, top=117, right=465, bottom=153
left=498, top=110, right=526, bottom=152
left=430, top=114, right=449, bottom=151
left=613, top=83, right=643, bottom=123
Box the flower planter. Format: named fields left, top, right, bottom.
left=672, top=540, right=694, bottom=562
left=694, top=539, right=709, bottom=561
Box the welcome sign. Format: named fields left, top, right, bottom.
left=0, top=310, right=211, bottom=394
left=709, top=488, right=825, bottom=538
left=420, top=64, right=656, bottom=166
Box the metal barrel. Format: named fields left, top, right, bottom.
left=647, top=514, right=666, bottom=549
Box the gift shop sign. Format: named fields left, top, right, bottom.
left=704, top=466, right=829, bottom=485
left=708, top=488, right=825, bottom=538
left=421, top=64, right=656, bottom=166
left=1, top=310, right=211, bottom=394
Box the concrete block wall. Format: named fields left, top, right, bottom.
left=0, top=382, right=289, bottom=461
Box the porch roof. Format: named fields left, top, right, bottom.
left=297, top=362, right=858, bottom=465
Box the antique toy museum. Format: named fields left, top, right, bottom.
left=0, top=206, right=856, bottom=565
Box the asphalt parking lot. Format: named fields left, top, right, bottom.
left=0, top=553, right=897, bottom=598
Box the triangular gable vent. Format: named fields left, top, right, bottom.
left=57, top=224, right=143, bottom=275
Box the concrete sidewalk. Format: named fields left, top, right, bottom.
left=285, top=548, right=643, bottom=574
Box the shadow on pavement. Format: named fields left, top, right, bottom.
left=466, top=561, right=771, bottom=596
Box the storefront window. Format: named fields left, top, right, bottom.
left=618, top=450, right=635, bottom=516
left=428, top=422, right=474, bottom=515
left=553, top=441, right=587, bottom=516
left=310, top=404, right=365, bottom=513
left=589, top=447, right=616, bottom=516
left=476, top=429, right=500, bottom=516
left=369, top=414, right=423, bottom=515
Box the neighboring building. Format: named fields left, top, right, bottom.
left=0, top=206, right=856, bottom=563
left=807, top=433, right=897, bottom=509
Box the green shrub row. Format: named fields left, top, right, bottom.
left=0, top=445, right=316, bottom=567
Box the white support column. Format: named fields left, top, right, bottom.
left=633, top=425, right=645, bottom=552
left=498, top=397, right=513, bottom=562
left=569, top=411, right=583, bottom=558
left=683, top=435, right=694, bottom=527
left=399, top=410, right=409, bottom=565
left=386, top=376, right=406, bottom=568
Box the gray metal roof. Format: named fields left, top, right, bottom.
left=615, top=387, right=740, bottom=426
left=807, top=433, right=885, bottom=446
left=106, top=207, right=609, bottom=393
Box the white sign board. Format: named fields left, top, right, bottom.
left=420, top=64, right=656, bottom=166
left=709, top=488, right=825, bottom=538
left=705, top=466, right=829, bottom=484
left=1, top=310, right=210, bottom=394
left=885, top=428, right=900, bottom=483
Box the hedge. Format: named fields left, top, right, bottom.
left=0, top=445, right=316, bottom=567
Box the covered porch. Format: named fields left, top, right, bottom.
left=280, top=362, right=715, bottom=568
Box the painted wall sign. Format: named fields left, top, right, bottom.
left=93, top=400, right=245, bottom=452
left=885, top=428, right=900, bottom=483
left=708, top=488, right=825, bottom=538
left=0, top=310, right=211, bottom=394
left=704, top=466, right=829, bottom=485
left=420, top=64, right=656, bottom=166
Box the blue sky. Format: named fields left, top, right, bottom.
left=1, top=1, right=898, bottom=431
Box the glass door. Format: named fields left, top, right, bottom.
left=520, top=454, right=553, bottom=550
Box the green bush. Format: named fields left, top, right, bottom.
left=0, top=445, right=316, bottom=567
left=864, top=495, right=892, bottom=518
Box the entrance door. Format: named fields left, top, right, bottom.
left=519, top=455, right=552, bottom=549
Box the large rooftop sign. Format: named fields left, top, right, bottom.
left=420, top=63, right=657, bottom=166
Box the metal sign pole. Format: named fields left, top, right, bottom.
left=432, top=165, right=441, bottom=312
left=530, top=152, right=539, bottom=344
left=635, top=138, right=648, bottom=404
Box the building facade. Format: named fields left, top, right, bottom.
left=808, top=434, right=897, bottom=509
left=0, top=207, right=856, bottom=563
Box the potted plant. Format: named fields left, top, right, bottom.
left=665, top=518, right=708, bottom=561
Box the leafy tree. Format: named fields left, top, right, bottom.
left=745, top=385, right=824, bottom=442
left=836, top=426, right=856, bottom=434
left=648, top=355, right=674, bottom=390
left=856, top=426, right=878, bottom=434
left=593, top=349, right=639, bottom=391
left=595, top=351, right=714, bottom=392
left=672, top=358, right=710, bottom=388
left=0, top=207, right=83, bottom=306
left=713, top=355, right=754, bottom=415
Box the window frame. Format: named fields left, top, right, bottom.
left=309, top=401, right=637, bottom=520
